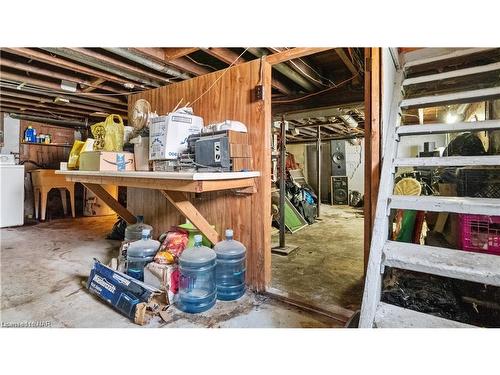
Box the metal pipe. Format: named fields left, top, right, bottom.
left=279, top=117, right=287, bottom=248
left=42, top=48, right=162, bottom=88
left=287, top=134, right=364, bottom=144
left=316, top=126, right=322, bottom=217
left=104, top=48, right=192, bottom=80
left=9, top=113, right=86, bottom=127
left=248, top=48, right=317, bottom=92
left=338, top=114, right=359, bottom=128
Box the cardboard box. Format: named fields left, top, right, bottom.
left=79, top=151, right=135, bottom=171
left=87, top=260, right=168, bottom=325
left=149, top=113, right=204, bottom=160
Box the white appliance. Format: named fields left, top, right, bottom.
left=0, top=155, right=24, bottom=228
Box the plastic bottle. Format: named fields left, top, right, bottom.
left=177, top=234, right=217, bottom=313
left=24, top=126, right=36, bottom=143
left=126, top=229, right=160, bottom=281
left=124, top=215, right=153, bottom=242
left=213, top=229, right=246, bottom=300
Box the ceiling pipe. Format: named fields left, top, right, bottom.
left=8, top=113, right=87, bottom=127
left=104, top=48, right=192, bottom=80
left=338, top=113, right=359, bottom=128
left=41, top=48, right=162, bottom=88
left=247, top=48, right=317, bottom=92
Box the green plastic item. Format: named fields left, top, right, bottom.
left=395, top=210, right=417, bottom=243
left=178, top=221, right=214, bottom=247
left=284, top=197, right=308, bottom=233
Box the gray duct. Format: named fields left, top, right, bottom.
left=338, top=114, right=358, bottom=128
left=103, top=48, right=192, bottom=80
left=247, top=48, right=317, bottom=92
left=9, top=113, right=86, bottom=128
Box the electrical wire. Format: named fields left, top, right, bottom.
left=185, top=55, right=219, bottom=71
left=272, top=72, right=360, bottom=104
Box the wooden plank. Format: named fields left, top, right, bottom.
left=403, top=61, right=500, bottom=86
left=159, top=190, right=220, bottom=245
left=363, top=47, right=382, bottom=273
left=163, top=48, right=199, bottom=61
left=383, top=240, right=500, bottom=287
left=400, top=86, right=500, bottom=109
left=404, top=48, right=495, bottom=68
left=374, top=302, right=474, bottom=328
left=57, top=170, right=260, bottom=180
left=397, top=119, right=500, bottom=136
left=82, top=183, right=136, bottom=224
left=82, top=78, right=107, bottom=93
left=335, top=48, right=360, bottom=84
left=389, top=195, right=500, bottom=216
left=265, top=48, right=332, bottom=65
left=394, top=155, right=500, bottom=167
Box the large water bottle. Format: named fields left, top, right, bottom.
left=213, top=229, right=246, bottom=301
left=124, top=215, right=153, bottom=242
left=177, top=234, right=217, bottom=313
left=126, top=229, right=160, bottom=281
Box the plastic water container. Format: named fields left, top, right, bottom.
left=126, top=229, right=160, bottom=281
left=124, top=215, right=153, bottom=242
left=24, top=126, right=36, bottom=143
left=213, top=229, right=246, bottom=301
left=177, top=234, right=217, bottom=313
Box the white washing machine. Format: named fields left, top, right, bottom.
left=0, top=155, right=25, bottom=228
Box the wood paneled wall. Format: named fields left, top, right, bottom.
left=127, top=59, right=272, bottom=290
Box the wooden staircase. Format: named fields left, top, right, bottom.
left=359, top=48, right=500, bottom=328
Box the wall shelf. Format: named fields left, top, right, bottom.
left=21, top=142, right=72, bottom=148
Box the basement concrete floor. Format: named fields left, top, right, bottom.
left=0, top=216, right=343, bottom=328
left=271, top=204, right=365, bottom=312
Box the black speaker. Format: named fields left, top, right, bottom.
left=331, top=176, right=349, bottom=205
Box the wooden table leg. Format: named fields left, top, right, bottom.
left=82, top=183, right=137, bottom=224
left=59, top=188, right=68, bottom=216
left=160, top=190, right=220, bottom=245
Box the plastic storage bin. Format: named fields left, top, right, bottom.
left=177, top=234, right=217, bottom=313
left=458, top=214, right=500, bottom=255
left=126, top=229, right=160, bottom=281
left=125, top=215, right=153, bottom=242
left=213, top=229, right=246, bottom=301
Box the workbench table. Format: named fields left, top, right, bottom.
left=55, top=170, right=260, bottom=244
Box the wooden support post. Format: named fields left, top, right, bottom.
left=159, top=190, right=220, bottom=245
left=82, top=183, right=137, bottom=224
left=364, top=48, right=382, bottom=273
left=316, top=125, right=322, bottom=217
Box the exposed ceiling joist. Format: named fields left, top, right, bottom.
left=335, top=48, right=361, bottom=84
left=2, top=48, right=134, bottom=87
left=266, top=48, right=332, bottom=65
left=164, top=48, right=199, bottom=60
left=81, top=78, right=107, bottom=93
left=202, top=47, right=292, bottom=95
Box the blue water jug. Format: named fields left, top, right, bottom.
left=213, top=229, right=246, bottom=301
left=126, top=229, right=160, bottom=281
left=177, top=234, right=217, bottom=313
left=24, top=126, right=36, bottom=143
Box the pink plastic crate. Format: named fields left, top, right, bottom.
left=458, top=214, right=500, bottom=255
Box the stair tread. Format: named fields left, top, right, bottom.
left=383, top=241, right=500, bottom=287
left=404, top=48, right=495, bottom=68
left=374, top=302, right=474, bottom=328
left=394, top=155, right=500, bottom=167
left=400, top=86, right=500, bottom=109
left=403, top=61, right=500, bottom=86
left=397, top=119, right=500, bottom=136
left=389, top=195, right=500, bottom=216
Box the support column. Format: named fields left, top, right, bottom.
left=316, top=125, right=322, bottom=217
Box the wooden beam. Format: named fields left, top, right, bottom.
left=266, top=48, right=332, bottom=65
left=0, top=70, right=127, bottom=107
left=0, top=106, right=86, bottom=123
left=363, top=47, right=381, bottom=273
left=2, top=48, right=132, bottom=86
left=82, top=183, right=137, bottom=224
left=0, top=98, right=91, bottom=118
left=82, top=78, right=107, bottom=93
left=159, top=190, right=220, bottom=245
left=335, top=48, right=361, bottom=84
left=204, top=48, right=292, bottom=95
left=130, top=47, right=208, bottom=76
left=163, top=48, right=199, bottom=61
